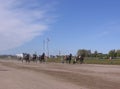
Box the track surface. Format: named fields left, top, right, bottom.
left=0, top=59, right=120, bottom=89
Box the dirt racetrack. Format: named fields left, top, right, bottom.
left=0, top=59, right=120, bottom=89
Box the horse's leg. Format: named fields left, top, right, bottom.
left=22, top=59, right=24, bottom=63
left=35, top=58, right=37, bottom=63
left=81, top=58, right=84, bottom=64
left=28, top=58, right=30, bottom=63
left=66, top=59, right=67, bottom=63
left=26, top=59, right=27, bottom=63
left=69, top=58, right=71, bottom=64
left=38, top=58, right=41, bottom=63
left=80, top=58, right=82, bottom=64
left=39, top=58, right=41, bottom=63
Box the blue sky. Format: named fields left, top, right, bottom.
left=0, top=0, right=120, bottom=55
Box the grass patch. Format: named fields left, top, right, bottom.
left=47, top=57, right=120, bottom=65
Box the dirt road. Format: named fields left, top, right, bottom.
left=0, top=60, right=120, bottom=89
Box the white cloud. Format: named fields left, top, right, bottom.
left=0, top=0, right=54, bottom=51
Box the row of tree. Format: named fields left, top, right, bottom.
left=77, top=49, right=120, bottom=59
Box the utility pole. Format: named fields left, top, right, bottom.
left=46, top=38, right=50, bottom=58
left=43, top=39, right=46, bottom=53
left=59, top=50, right=61, bottom=56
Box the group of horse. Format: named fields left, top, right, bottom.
left=16, top=53, right=84, bottom=64
left=63, top=53, right=72, bottom=64
left=63, top=54, right=84, bottom=64
left=16, top=53, right=46, bottom=63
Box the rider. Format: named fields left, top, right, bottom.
left=69, top=53, right=72, bottom=64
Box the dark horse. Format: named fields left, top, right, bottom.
left=65, top=53, right=72, bottom=64
left=22, top=53, right=30, bottom=63
left=38, top=53, right=46, bottom=63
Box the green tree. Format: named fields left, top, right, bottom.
left=77, top=49, right=91, bottom=57
left=93, top=50, right=98, bottom=57
left=116, top=50, right=120, bottom=57
left=108, top=49, right=117, bottom=58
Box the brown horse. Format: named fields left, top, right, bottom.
left=73, top=55, right=84, bottom=64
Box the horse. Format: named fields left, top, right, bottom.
left=22, top=53, right=30, bottom=63
left=64, top=55, right=69, bottom=63
left=38, top=53, right=46, bottom=63
left=64, top=54, right=72, bottom=64
left=30, top=53, right=38, bottom=63
left=80, top=56, right=84, bottom=64
left=16, top=54, right=23, bottom=61
left=73, top=55, right=84, bottom=64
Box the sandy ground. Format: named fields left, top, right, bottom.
left=0, top=59, right=120, bottom=89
